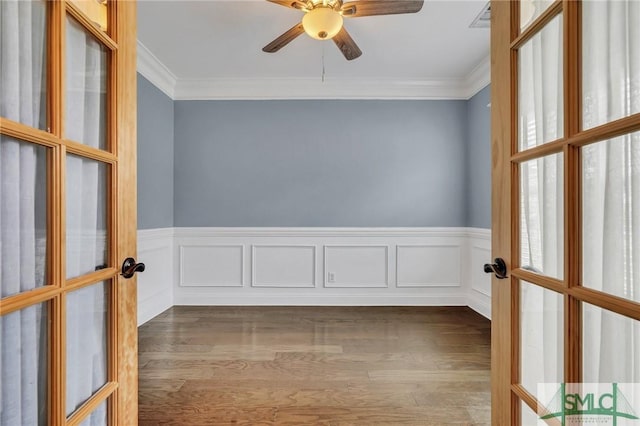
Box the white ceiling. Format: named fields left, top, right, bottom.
left=136, top=0, right=491, bottom=100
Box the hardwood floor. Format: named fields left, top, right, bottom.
left=138, top=306, right=491, bottom=425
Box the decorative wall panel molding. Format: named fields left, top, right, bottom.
left=251, top=245, right=316, bottom=288
left=136, top=227, right=492, bottom=324
left=396, top=245, right=461, bottom=288
left=179, top=245, right=244, bottom=287
left=323, top=245, right=389, bottom=288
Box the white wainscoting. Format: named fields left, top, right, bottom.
left=396, top=245, right=461, bottom=288
left=136, top=227, right=492, bottom=325
left=172, top=228, right=489, bottom=310
left=324, top=245, right=389, bottom=288
left=467, top=228, right=492, bottom=319
left=180, top=245, right=244, bottom=287
left=137, top=228, right=174, bottom=325
left=252, top=245, right=316, bottom=288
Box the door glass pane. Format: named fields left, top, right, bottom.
left=66, top=16, right=107, bottom=150
left=518, top=14, right=564, bottom=151
left=66, top=281, right=109, bottom=416
left=583, top=303, right=640, bottom=384
left=0, top=302, right=48, bottom=425
left=0, top=136, right=48, bottom=298
left=520, top=281, right=563, bottom=396
left=520, top=0, right=555, bottom=30
left=521, top=400, right=541, bottom=425
left=0, top=0, right=47, bottom=130
left=582, top=0, right=640, bottom=130
left=66, top=155, right=107, bottom=279
left=520, top=154, right=564, bottom=279
left=582, top=132, right=640, bottom=303
left=78, top=399, right=107, bottom=426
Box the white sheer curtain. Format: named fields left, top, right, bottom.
left=65, top=16, right=108, bottom=426
left=518, top=13, right=564, bottom=391
left=0, top=1, right=48, bottom=425
left=520, top=0, right=640, bottom=388
left=581, top=0, right=640, bottom=384
left=1, top=2, right=108, bottom=425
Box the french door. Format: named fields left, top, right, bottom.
left=0, top=0, right=138, bottom=424
left=491, top=0, right=640, bottom=424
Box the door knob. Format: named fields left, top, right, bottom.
left=121, top=257, right=145, bottom=279
left=484, top=257, right=508, bottom=279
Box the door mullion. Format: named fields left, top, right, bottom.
left=49, top=0, right=66, bottom=424
left=563, top=0, right=582, bottom=386
left=563, top=0, right=581, bottom=138
left=564, top=143, right=582, bottom=384
left=49, top=0, right=63, bottom=138
left=510, top=2, right=520, bottom=423
left=56, top=143, right=68, bottom=425
left=106, top=2, right=119, bottom=424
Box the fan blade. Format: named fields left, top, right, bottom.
left=266, top=0, right=307, bottom=10
left=341, top=0, right=424, bottom=17
left=263, top=23, right=305, bottom=53
left=333, top=27, right=362, bottom=61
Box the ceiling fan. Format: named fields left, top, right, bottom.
left=263, top=0, right=424, bottom=61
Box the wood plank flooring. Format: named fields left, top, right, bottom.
left=138, top=306, right=491, bottom=425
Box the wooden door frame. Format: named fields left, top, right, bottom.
left=490, top=1, right=513, bottom=423
left=113, top=0, right=138, bottom=422
left=0, top=0, right=138, bottom=424
left=491, top=1, right=640, bottom=424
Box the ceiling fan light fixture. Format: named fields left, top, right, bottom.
left=302, top=7, right=343, bottom=40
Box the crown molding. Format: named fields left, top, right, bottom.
left=137, top=40, right=177, bottom=99
left=173, top=77, right=473, bottom=101
left=462, top=55, right=491, bottom=99
left=136, top=40, right=490, bottom=101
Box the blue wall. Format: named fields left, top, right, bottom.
left=173, top=100, right=468, bottom=227
left=465, top=86, right=491, bottom=229
left=136, top=79, right=492, bottom=229
left=137, top=74, right=174, bottom=229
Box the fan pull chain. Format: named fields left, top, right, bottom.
left=322, top=43, right=326, bottom=83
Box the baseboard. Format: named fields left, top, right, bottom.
left=135, top=227, right=492, bottom=323
left=174, top=294, right=468, bottom=306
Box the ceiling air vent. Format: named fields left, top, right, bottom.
left=470, top=2, right=491, bottom=28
